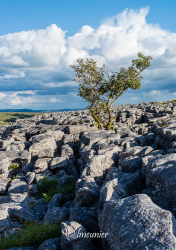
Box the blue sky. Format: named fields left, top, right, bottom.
left=0, top=0, right=176, bottom=109
left=1, top=0, right=176, bottom=35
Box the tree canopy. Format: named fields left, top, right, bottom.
left=71, top=53, right=152, bottom=130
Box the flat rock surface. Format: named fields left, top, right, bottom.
left=0, top=101, right=176, bottom=249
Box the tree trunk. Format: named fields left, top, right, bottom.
left=105, top=104, right=115, bottom=130
left=90, top=108, right=103, bottom=129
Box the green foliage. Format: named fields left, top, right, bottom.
left=0, top=223, right=61, bottom=249
left=38, top=177, right=59, bottom=202
left=8, top=175, right=18, bottom=183
left=28, top=202, right=35, bottom=210
left=8, top=163, right=20, bottom=170
left=155, top=99, right=176, bottom=105
left=0, top=112, right=43, bottom=125
left=57, top=176, right=76, bottom=195
left=71, top=53, right=152, bottom=130
left=73, top=136, right=79, bottom=144
left=38, top=176, right=76, bottom=203
left=159, top=119, right=169, bottom=128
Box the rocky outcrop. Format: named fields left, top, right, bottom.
left=99, top=194, right=176, bottom=250
left=0, top=100, right=176, bottom=249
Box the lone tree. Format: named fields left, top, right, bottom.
left=71, top=53, right=152, bottom=130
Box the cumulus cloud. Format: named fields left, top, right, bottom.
left=0, top=7, right=175, bottom=109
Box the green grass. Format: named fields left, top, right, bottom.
left=0, top=223, right=61, bottom=249
left=0, top=112, right=42, bottom=125
left=155, top=99, right=176, bottom=105
left=8, top=163, right=20, bottom=170
left=38, top=176, right=76, bottom=203
left=8, top=175, right=18, bottom=183
left=159, top=119, right=169, bottom=128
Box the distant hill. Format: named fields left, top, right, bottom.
left=0, top=108, right=84, bottom=113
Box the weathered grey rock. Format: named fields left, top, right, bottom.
left=28, top=184, right=38, bottom=194
left=63, top=125, right=95, bottom=135
left=6, top=247, right=35, bottom=250
left=142, top=153, right=176, bottom=178
left=145, top=133, right=155, bottom=145
left=119, top=156, right=142, bottom=173
left=70, top=207, right=99, bottom=233
left=75, top=186, right=99, bottom=207
left=9, top=207, right=40, bottom=223
left=44, top=130, right=64, bottom=141
left=64, top=158, right=78, bottom=176
left=9, top=192, right=29, bottom=203
left=11, top=131, right=26, bottom=142
left=0, top=158, right=10, bottom=177
left=29, top=136, right=57, bottom=158
left=79, top=131, right=118, bottom=149
left=38, top=238, right=60, bottom=250
left=57, top=173, right=74, bottom=188
left=99, top=194, right=176, bottom=250
left=30, top=198, right=48, bottom=220
left=61, top=143, right=74, bottom=157
left=22, top=163, right=33, bottom=173
left=0, top=177, right=9, bottom=194
left=99, top=171, right=141, bottom=210
left=61, top=221, right=94, bottom=250
left=135, top=135, right=147, bottom=146
left=35, top=170, right=52, bottom=182
left=145, top=161, right=176, bottom=208
left=0, top=151, right=31, bottom=166
left=6, top=141, right=25, bottom=151
left=0, top=203, right=21, bottom=222
left=119, top=146, right=153, bottom=159
left=43, top=207, right=69, bottom=224
left=47, top=193, right=63, bottom=209
left=142, top=187, right=171, bottom=211
left=81, top=145, right=120, bottom=184
left=50, top=156, right=69, bottom=170
left=148, top=153, right=176, bottom=168
left=8, top=179, right=28, bottom=193
left=25, top=172, right=35, bottom=184
left=0, top=101, right=175, bottom=249
left=34, top=158, right=48, bottom=173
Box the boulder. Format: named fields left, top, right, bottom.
left=50, top=156, right=69, bottom=171
left=99, top=171, right=141, bottom=210
left=75, top=186, right=99, bottom=207
left=38, top=238, right=60, bottom=250
left=99, top=194, right=176, bottom=250
left=81, top=146, right=120, bottom=184
left=6, top=247, right=35, bottom=250
left=34, top=158, right=49, bottom=173
left=8, top=179, right=28, bottom=194
left=43, top=207, right=69, bottom=224
left=61, top=221, right=94, bottom=250
left=29, top=136, right=57, bottom=158
left=119, top=156, right=142, bottom=173
left=47, top=193, right=63, bottom=209
left=9, top=207, right=40, bottom=223
left=0, top=177, right=9, bottom=195
left=70, top=207, right=99, bottom=233
left=25, top=172, right=35, bottom=184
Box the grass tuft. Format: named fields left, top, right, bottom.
left=8, top=163, right=20, bottom=170
left=0, top=223, right=61, bottom=249
left=159, top=119, right=169, bottom=128
left=38, top=176, right=76, bottom=203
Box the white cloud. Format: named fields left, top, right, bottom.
left=0, top=93, right=7, bottom=98
left=49, top=97, right=61, bottom=103
left=0, top=7, right=175, bottom=108
left=9, top=96, right=23, bottom=105
left=150, top=90, right=162, bottom=96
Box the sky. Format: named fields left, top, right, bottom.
left=0, top=0, right=176, bottom=110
